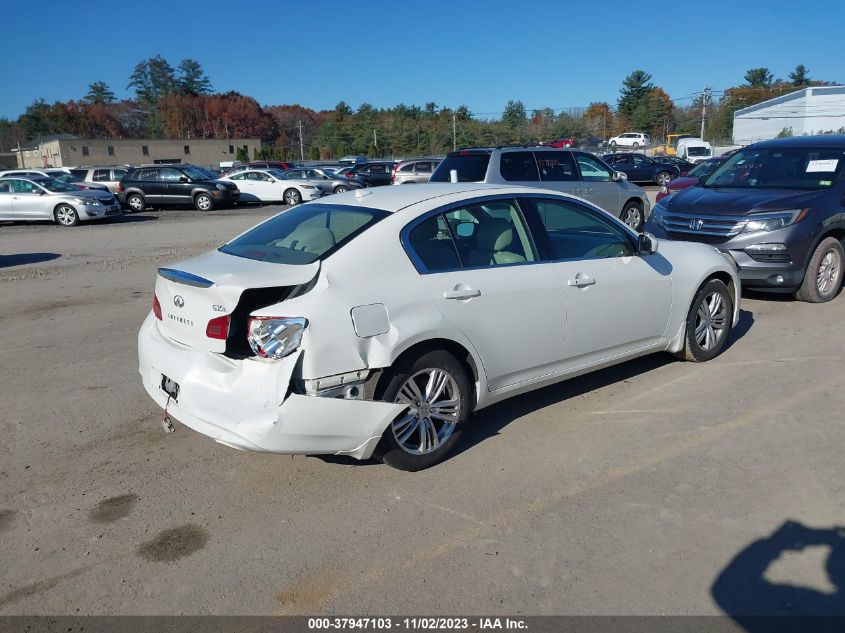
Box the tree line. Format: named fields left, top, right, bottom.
left=0, top=58, right=834, bottom=160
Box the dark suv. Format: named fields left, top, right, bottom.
left=118, top=164, right=239, bottom=212
left=644, top=136, right=845, bottom=302
left=602, top=153, right=680, bottom=186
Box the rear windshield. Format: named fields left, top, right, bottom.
left=430, top=153, right=491, bottom=182
left=704, top=147, right=845, bottom=190
left=687, top=147, right=711, bottom=156
left=220, top=204, right=388, bottom=264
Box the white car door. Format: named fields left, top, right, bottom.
left=10, top=179, right=51, bottom=220
left=247, top=172, right=280, bottom=200
left=406, top=198, right=567, bottom=391
left=521, top=197, right=672, bottom=365
left=0, top=181, right=13, bottom=219
left=225, top=172, right=265, bottom=202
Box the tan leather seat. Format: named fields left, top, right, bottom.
left=466, top=219, right=526, bottom=266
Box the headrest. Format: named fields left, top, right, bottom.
left=477, top=218, right=513, bottom=252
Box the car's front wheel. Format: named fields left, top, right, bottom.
left=334, top=185, right=348, bottom=194
left=676, top=278, right=733, bottom=362
left=54, top=204, right=79, bottom=227
left=632, top=142, right=639, bottom=150
left=620, top=201, right=644, bottom=231
left=284, top=188, right=302, bottom=205
left=796, top=237, right=844, bottom=303
left=656, top=171, right=673, bottom=186
left=375, top=350, right=471, bottom=471
left=194, top=193, right=213, bottom=211
left=609, top=141, right=617, bottom=149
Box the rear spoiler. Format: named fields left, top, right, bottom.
left=157, top=268, right=214, bottom=288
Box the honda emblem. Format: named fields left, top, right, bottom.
left=689, top=219, right=704, bottom=230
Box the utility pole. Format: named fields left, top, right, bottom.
left=296, top=120, right=305, bottom=161
left=700, top=87, right=711, bottom=139
left=373, top=128, right=378, bottom=154
left=452, top=112, right=457, bottom=151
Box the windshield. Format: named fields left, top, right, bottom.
left=182, top=167, right=212, bottom=181
left=39, top=178, right=80, bottom=192
left=687, top=160, right=723, bottom=179
left=220, top=204, right=389, bottom=265
left=704, top=147, right=845, bottom=190
left=47, top=172, right=82, bottom=184
left=430, top=153, right=491, bottom=182
left=687, top=147, right=711, bottom=157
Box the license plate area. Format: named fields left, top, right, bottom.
left=160, top=374, right=180, bottom=401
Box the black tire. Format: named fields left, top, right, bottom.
left=675, top=278, right=733, bottom=362
left=620, top=201, right=644, bottom=231
left=284, top=188, right=302, bottom=205
left=126, top=193, right=145, bottom=213
left=334, top=185, right=348, bottom=194
left=655, top=171, right=673, bottom=186
left=54, top=204, right=79, bottom=227
left=632, top=142, right=639, bottom=150
left=795, top=237, right=844, bottom=303
left=374, top=350, right=472, bottom=471
left=194, top=193, right=213, bottom=212
left=610, top=141, right=617, bottom=149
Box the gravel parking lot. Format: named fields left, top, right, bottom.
left=1, top=197, right=844, bottom=617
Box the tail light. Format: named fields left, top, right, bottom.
left=117, top=182, right=123, bottom=193
left=248, top=317, right=307, bottom=359
left=152, top=295, right=163, bottom=320
left=205, top=315, right=231, bottom=340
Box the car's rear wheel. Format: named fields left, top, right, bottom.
left=284, top=188, right=302, bottom=205
left=676, top=278, right=733, bottom=362
left=795, top=237, right=844, bottom=303
left=632, top=142, right=639, bottom=150
left=334, top=185, right=348, bottom=194
left=375, top=350, right=471, bottom=471
left=126, top=193, right=144, bottom=212
left=656, top=171, right=673, bottom=186
left=620, top=201, right=644, bottom=231
left=194, top=193, right=213, bottom=211
left=54, top=204, right=79, bottom=227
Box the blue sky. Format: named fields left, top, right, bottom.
left=2, top=0, right=844, bottom=119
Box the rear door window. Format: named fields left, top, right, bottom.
left=93, top=168, right=111, bottom=181
left=534, top=151, right=577, bottom=181
left=575, top=154, right=612, bottom=182
left=430, top=153, right=491, bottom=182
left=500, top=151, right=539, bottom=181
left=415, top=162, right=432, bottom=173
left=406, top=215, right=461, bottom=272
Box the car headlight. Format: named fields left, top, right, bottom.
left=248, top=317, right=307, bottom=360
left=742, top=209, right=808, bottom=233
left=649, top=204, right=666, bottom=229
left=215, top=183, right=229, bottom=190
left=72, top=197, right=99, bottom=205
left=301, top=185, right=316, bottom=190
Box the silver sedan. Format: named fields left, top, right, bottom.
left=0, top=177, right=123, bottom=227
left=284, top=167, right=364, bottom=194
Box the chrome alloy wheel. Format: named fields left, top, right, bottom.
left=623, top=206, right=641, bottom=229
left=817, top=250, right=839, bottom=295
left=695, top=291, right=728, bottom=351
left=391, top=368, right=460, bottom=455
left=56, top=205, right=78, bottom=226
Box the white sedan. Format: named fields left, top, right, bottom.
left=218, top=169, right=323, bottom=205
left=138, top=184, right=740, bottom=470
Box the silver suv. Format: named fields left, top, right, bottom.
left=392, top=159, right=441, bottom=184
left=430, top=147, right=650, bottom=229
left=68, top=166, right=131, bottom=193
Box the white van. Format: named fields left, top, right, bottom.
left=676, top=138, right=713, bottom=163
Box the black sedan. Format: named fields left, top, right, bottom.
left=345, top=161, right=397, bottom=187
left=603, top=153, right=680, bottom=185
left=652, top=155, right=694, bottom=176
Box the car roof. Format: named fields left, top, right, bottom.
left=314, top=182, right=565, bottom=214
left=747, top=135, right=845, bottom=149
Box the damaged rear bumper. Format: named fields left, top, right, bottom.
left=137, top=314, right=405, bottom=460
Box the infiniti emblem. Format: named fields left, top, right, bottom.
left=690, top=219, right=704, bottom=230
left=173, top=295, right=185, bottom=308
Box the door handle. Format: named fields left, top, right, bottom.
left=443, top=288, right=481, bottom=300
left=568, top=275, right=596, bottom=288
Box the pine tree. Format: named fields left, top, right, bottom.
left=178, top=59, right=213, bottom=95
left=788, top=64, right=811, bottom=87
left=743, top=67, right=774, bottom=89
left=84, top=81, right=116, bottom=104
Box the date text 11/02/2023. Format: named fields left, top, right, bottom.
left=307, top=617, right=528, bottom=630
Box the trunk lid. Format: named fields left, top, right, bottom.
left=155, top=249, right=318, bottom=353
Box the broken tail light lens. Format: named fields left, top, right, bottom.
left=206, top=315, right=231, bottom=340
left=247, top=317, right=307, bottom=360
left=152, top=295, right=163, bottom=320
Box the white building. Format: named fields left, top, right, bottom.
left=733, top=85, right=845, bottom=145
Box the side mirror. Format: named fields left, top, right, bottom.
left=179, top=176, right=189, bottom=183
left=638, top=232, right=659, bottom=255
left=612, top=171, right=628, bottom=181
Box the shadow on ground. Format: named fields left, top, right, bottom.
left=713, top=520, right=845, bottom=632
left=0, top=252, right=60, bottom=268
